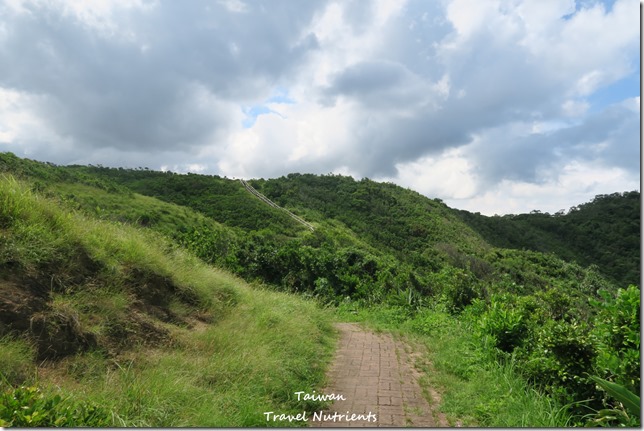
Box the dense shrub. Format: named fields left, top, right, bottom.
left=592, top=285, right=640, bottom=394
left=478, top=295, right=527, bottom=353
left=429, top=267, right=480, bottom=312
left=520, top=320, right=597, bottom=406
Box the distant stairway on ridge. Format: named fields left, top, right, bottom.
left=239, top=179, right=315, bottom=231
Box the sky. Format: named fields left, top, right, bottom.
left=0, top=0, right=640, bottom=215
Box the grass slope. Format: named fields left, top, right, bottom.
left=0, top=174, right=334, bottom=427
left=63, top=164, right=309, bottom=236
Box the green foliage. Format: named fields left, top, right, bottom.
left=478, top=296, right=527, bottom=353
left=585, top=376, right=640, bottom=427
left=590, top=376, right=640, bottom=418
left=457, top=191, right=640, bottom=286
left=534, top=321, right=596, bottom=401
left=0, top=385, right=111, bottom=427
left=591, top=285, right=640, bottom=394
left=408, top=308, right=454, bottom=337
left=259, top=173, right=488, bottom=259
left=437, top=267, right=481, bottom=312
left=177, top=223, right=242, bottom=270
left=0, top=172, right=336, bottom=427
left=68, top=165, right=306, bottom=235
left=458, top=284, right=641, bottom=426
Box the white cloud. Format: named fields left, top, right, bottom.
left=620, top=96, right=640, bottom=113
left=30, top=0, right=154, bottom=41
left=561, top=99, right=589, bottom=117
left=445, top=0, right=497, bottom=39
left=0, top=88, right=31, bottom=142
left=450, top=160, right=639, bottom=216
left=377, top=148, right=477, bottom=200
left=307, top=1, right=404, bottom=87
left=217, top=0, right=249, bottom=13
left=0, top=0, right=638, bottom=215
left=0, top=87, right=64, bottom=154
left=218, top=97, right=357, bottom=179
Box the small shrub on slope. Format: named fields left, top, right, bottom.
left=0, top=385, right=111, bottom=427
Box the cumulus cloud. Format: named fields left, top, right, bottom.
left=0, top=0, right=639, bottom=214
left=0, top=0, right=322, bottom=159
left=278, top=0, right=638, bottom=184
left=451, top=160, right=640, bottom=216
left=321, top=60, right=432, bottom=109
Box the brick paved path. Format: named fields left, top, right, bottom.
left=311, top=323, right=443, bottom=428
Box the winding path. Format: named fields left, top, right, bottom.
left=311, top=323, right=449, bottom=428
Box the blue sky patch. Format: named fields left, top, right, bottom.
left=242, top=88, right=294, bottom=128
left=587, top=69, right=640, bottom=113
left=563, top=0, right=618, bottom=20
left=266, top=87, right=296, bottom=104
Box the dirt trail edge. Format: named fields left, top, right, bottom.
left=311, top=322, right=450, bottom=428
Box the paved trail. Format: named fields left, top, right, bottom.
left=311, top=323, right=448, bottom=428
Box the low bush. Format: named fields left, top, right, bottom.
left=0, top=385, right=111, bottom=427
left=591, top=285, right=640, bottom=394
left=478, top=296, right=527, bottom=353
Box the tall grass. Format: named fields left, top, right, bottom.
left=0, top=338, right=35, bottom=387
left=0, top=174, right=336, bottom=426
left=44, top=287, right=334, bottom=427
left=1, top=174, right=231, bottom=309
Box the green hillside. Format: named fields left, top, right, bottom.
left=454, top=192, right=640, bottom=286
left=0, top=152, right=639, bottom=427
left=64, top=164, right=308, bottom=236
left=0, top=163, right=334, bottom=427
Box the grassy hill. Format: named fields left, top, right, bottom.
left=0, top=152, right=639, bottom=427
left=0, top=172, right=334, bottom=427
